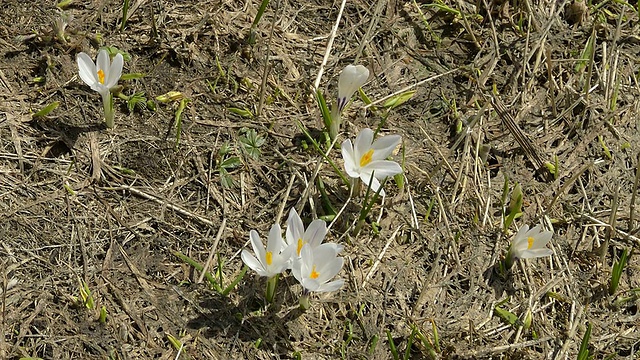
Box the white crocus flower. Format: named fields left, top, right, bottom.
left=341, top=128, right=402, bottom=196
left=285, top=208, right=343, bottom=258
left=505, top=224, right=553, bottom=269
left=241, top=224, right=292, bottom=278
left=337, top=64, right=369, bottom=112
left=292, top=244, right=344, bottom=294
left=329, top=64, right=369, bottom=140
left=77, top=49, right=123, bottom=128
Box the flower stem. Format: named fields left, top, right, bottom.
left=329, top=102, right=341, bottom=141
left=102, top=92, right=114, bottom=128
left=265, top=275, right=278, bottom=304
left=503, top=248, right=516, bottom=271
left=299, top=291, right=310, bottom=311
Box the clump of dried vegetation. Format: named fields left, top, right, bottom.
left=1, top=0, right=639, bottom=358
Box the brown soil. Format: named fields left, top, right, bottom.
left=1, top=0, right=639, bottom=359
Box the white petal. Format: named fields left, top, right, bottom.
left=365, top=160, right=402, bottom=179
left=106, top=53, right=123, bottom=89
left=96, top=49, right=110, bottom=82
left=371, top=135, right=401, bottom=161
left=341, top=139, right=359, bottom=177
left=266, top=223, right=283, bottom=254
left=354, top=128, right=374, bottom=162
left=77, top=52, right=97, bottom=88
left=532, top=231, right=553, bottom=248
left=249, top=230, right=266, bottom=268
left=316, top=279, right=344, bottom=293
left=360, top=173, right=384, bottom=196
left=241, top=250, right=267, bottom=276
left=301, top=277, right=320, bottom=292
left=291, top=256, right=303, bottom=282
left=286, top=208, right=304, bottom=246
left=305, top=219, right=327, bottom=248
left=512, top=225, right=530, bottom=247
left=519, top=248, right=553, bottom=259
left=338, top=65, right=369, bottom=101
left=315, top=257, right=343, bottom=284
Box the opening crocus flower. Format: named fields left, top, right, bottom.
left=292, top=243, right=344, bottom=295
left=329, top=64, right=370, bottom=140
left=341, top=128, right=402, bottom=196
left=504, top=224, right=553, bottom=270
left=285, top=208, right=343, bottom=259
left=241, top=224, right=292, bottom=278
left=77, top=49, right=123, bottom=128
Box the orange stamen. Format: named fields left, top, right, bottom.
left=360, top=149, right=374, bottom=167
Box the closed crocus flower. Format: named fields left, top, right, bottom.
left=329, top=64, right=369, bottom=140
left=341, top=128, right=402, bottom=196
left=77, top=49, right=123, bottom=128
left=336, top=64, right=369, bottom=112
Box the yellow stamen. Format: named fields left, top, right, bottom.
left=97, top=69, right=105, bottom=84
left=527, top=237, right=535, bottom=249
left=360, top=149, right=374, bottom=167
left=265, top=251, right=273, bottom=266
left=310, top=265, right=319, bottom=279
left=297, top=238, right=304, bottom=256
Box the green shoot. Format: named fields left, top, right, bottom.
left=503, top=182, right=522, bottom=232
left=317, top=176, right=338, bottom=221
left=32, top=101, right=60, bottom=118
left=120, top=73, right=146, bottom=81
left=382, top=90, right=415, bottom=110
left=369, top=334, right=380, bottom=355
left=166, top=333, right=182, bottom=351
left=174, top=98, right=190, bottom=148
left=79, top=281, right=95, bottom=310
left=99, top=306, right=107, bottom=323
left=494, top=304, right=523, bottom=328
left=121, top=0, right=130, bottom=31
left=156, top=91, right=183, bottom=103
left=315, top=89, right=333, bottom=139
left=598, top=135, right=612, bottom=160
left=173, top=251, right=245, bottom=295
left=577, top=322, right=592, bottom=360
left=248, top=0, right=270, bottom=45
left=297, top=121, right=351, bottom=188
left=57, top=0, right=73, bottom=9
left=387, top=329, right=400, bottom=360
left=228, top=107, right=254, bottom=119
left=609, top=248, right=629, bottom=295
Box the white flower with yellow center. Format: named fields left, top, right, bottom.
left=285, top=208, right=343, bottom=259
left=292, top=244, right=344, bottom=293
left=505, top=224, right=553, bottom=269
left=241, top=224, right=292, bottom=278
left=341, top=128, right=402, bottom=196
left=77, top=49, right=123, bottom=128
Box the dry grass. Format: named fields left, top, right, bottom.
left=1, top=0, right=640, bottom=359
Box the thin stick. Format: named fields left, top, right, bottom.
left=629, top=151, right=640, bottom=230
left=313, top=0, right=347, bottom=91
left=197, top=218, right=227, bottom=284
left=362, top=226, right=402, bottom=289
left=364, top=68, right=458, bottom=109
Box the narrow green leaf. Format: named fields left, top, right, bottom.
left=33, top=101, right=60, bottom=118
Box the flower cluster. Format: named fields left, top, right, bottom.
left=241, top=208, right=344, bottom=308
